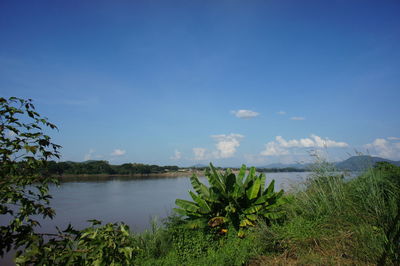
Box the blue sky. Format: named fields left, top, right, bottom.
left=1, top=0, right=400, bottom=166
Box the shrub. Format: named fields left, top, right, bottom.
left=16, top=220, right=141, bottom=265
left=174, top=164, right=286, bottom=236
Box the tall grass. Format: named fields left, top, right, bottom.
left=257, top=155, right=400, bottom=265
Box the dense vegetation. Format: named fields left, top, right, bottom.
left=45, top=161, right=306, bottom=176
left=2, top=97, right=399, bottom=265
left=175, top=164, right=286, bottom=237
left=45, top=160, right=179, bottom=175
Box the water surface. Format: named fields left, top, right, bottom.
left=39, top=172, right=309, bottom=232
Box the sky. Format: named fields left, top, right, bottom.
left=1, top=0, right=400, bottom=167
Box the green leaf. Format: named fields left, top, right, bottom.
left=244, top=166, right=256, bottom=187
left=246, top=177, right=261, bottom=200
left=175, top=199, right=199, bottom=212
left=189, top=191, right=211, bottom=214
left=225, top=173, right=236, bottom=193
left=173, top=208, right=188, bottom=216
left=246, top=214, right=258, bottom=221
left=264, top=179, right=275, bottom=196
left=254, top=194, right=271, bottom=205
left=208, top=163, right=226, bottom=194
left=243, top=205, right=262, bottom=214
left=259, top=173, right=266, bottom=195
left=24, top=145, right=37, bottom=154
left=239, top=218, right=254, bottom=227
left=190, top=174, right=210, bottom=198
left=237, top=164, right=247, bottom=185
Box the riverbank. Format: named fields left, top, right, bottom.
left=57, top=170, right=204, bottom=178
left=56, top=169, right=247, bottom=180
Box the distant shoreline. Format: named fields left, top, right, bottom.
left=56, top=169, right=309, bottom=180
left=56, top=170, right=205, bottom=179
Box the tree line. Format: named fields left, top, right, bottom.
left=43, top=161, right=306, bottom=176
left=45, top=160, right=179, bottom=175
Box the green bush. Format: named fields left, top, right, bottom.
left=174, top=164, right=287, bottom=236
left=16, top=221, right=141, bottom=265
left=136, top=219, right=262, bottom=266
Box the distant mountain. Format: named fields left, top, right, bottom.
left=258, top=155, right=400, bottom=172
left=259, top=162, right=309, bottom=169
left=335, top=155, right=400, bottom=171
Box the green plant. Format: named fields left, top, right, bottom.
left=0, top=97, right=60, bottom=256
left=268, top=155, right=400, bottom=265
left=16, top=220, right=141, bottom=265
left=174, top=164, right=286, bottom=236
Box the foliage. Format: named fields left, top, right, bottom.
left=350, top=164, right=400, bottom=265
left=174, top=163, right=286, bottom=236
left=258, top=158, right=400, bottom=265
left=0, top=97, right=60, bottom=256
left=135, top=216, right=263, bottom=266
left=44, top=160, right=179, bottom=175
left=16, top=221, right=141, bottom=265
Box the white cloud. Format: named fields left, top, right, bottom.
left=387, top=136, right=400, bottom=141
left=231, top=109, right=259, bottom=119
left=111, top=149, right=126, bottom=156
left=170, top=150, right=182, bottom=160
left=211, top=134, right=244, bottom=158
left=290, top=116, right=305, bottom=121
left=260, top=135, right=348, bottom=156
left=192, top=133, right=244, bottom=160
left=84, top=149, right=95, bottom=161
left=260, top=142, right=290, bottom=156
left=277, top=111, right=286, bottom=115
left=276, top=135, right=348, bottom=148
left=193, top=148, right=207, bottom=160
left=365, top=138, right=400, bottom=159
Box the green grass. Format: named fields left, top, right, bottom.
left=133, top=216, right=263, bottom=265
left=254, top=160, right=400, bottom=265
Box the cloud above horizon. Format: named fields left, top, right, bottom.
left=261, top=135, right=348, bottom=156
left=111, top=149, right=126, bottom=156
left=231, top=109, right=259, bottom=119
left=193, top=133, right=244, bottom=160
left=212, top=134, right=244, bottom=158
left=365, top=138, right=400, bottom=160
left=277, top=111, right=286, bottom=115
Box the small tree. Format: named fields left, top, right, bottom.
left=0, top=97, right=61, bottom=256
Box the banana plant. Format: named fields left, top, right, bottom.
left=174, top=164, right=287, bottom=236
